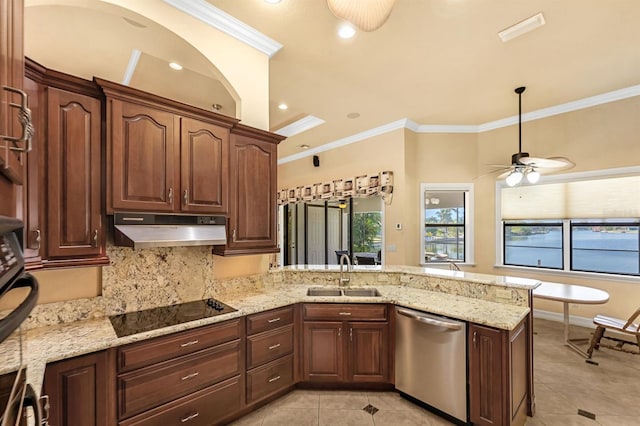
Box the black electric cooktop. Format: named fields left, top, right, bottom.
left=109, top=298, right=237, bottom=338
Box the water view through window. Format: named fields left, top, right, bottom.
left=505, top=222, right=640, bottom=275
left=424, top=191, right=465, bottom=262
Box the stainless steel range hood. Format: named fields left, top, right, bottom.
left=113, top=213, right=227, bottom=249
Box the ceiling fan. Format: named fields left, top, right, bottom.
left=490, top=86, right=574, bottom=186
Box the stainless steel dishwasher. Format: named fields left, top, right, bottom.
left=395, top=306, right=468, bottom=423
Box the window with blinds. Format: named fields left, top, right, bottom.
left=500, top=174, right=640, bottom=276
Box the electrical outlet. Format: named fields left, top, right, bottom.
left=496, top=289, right=511, bottom=299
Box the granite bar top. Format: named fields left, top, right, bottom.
left=1, top=283, right=530, bottom=396
left=279, top=265, right=541, bottom=289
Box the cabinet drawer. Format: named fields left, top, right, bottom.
left=246, top=354, right=294, bottom=404
left=119, top=375, right=242, bottom=426
left=118, top=339, right=241, bottom=420
left=117, top=318, right=241, bottom=373
left=247, top=324, right=294, bottom=369
left=247, top=306, right=294, bottom=335
left=303, top=304, right=387, bottom=321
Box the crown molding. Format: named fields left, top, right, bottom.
left=162, top=0, right=283, bottom=58
left=278, top=84, right=640, bottom=165
left=121, top=49, right=141, bottom=85
left=274, top=115, right=325, bottom=137
left=278, top=119, right=407, bottom=165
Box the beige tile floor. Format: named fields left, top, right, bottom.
left=230, top=319, right=639, bottom=426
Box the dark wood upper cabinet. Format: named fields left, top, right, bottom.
left=109, top=100, right=178, bottom=212
left=46, top=87, right=103, bottom=259
left=180, top=117, right=228, bottom=213
left=22, top=58, right=108, bottom=269
left=0, top=0, right=25, bottom=186
left=214, top=124, right=284, bottom=256
left=97, top=78, right=238, bottom=216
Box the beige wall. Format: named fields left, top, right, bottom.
left=26, top=0, right=270, bottom=129
left=278, top=129, right=409, bottom=264
left=278, top=96, right=640, bottom=320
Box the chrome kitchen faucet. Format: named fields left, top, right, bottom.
left=339, top=253, right=351, bottom=286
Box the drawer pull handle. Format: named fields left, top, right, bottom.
left=268, top=343, right=281, bottom=350
left=180, top=340, right=199, bottom=348
left=339, top=312, right=352, bottom=316
left=181, top=372, right=199, bottom=381
left=268, top=375, right=281, bottom=383
left=267, top=317, right=281, bottom=323
left=181, top=412, right=200, bottom=423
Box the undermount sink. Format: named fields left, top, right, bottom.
left=306, top=288, right=343, bottom=297
left=343, top=288, right=381, bottom=297
left=306, top=287, right=381, bottom=297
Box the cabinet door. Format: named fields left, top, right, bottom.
left=110, top=100, right=178, bottom=212
left=347, top=322, right=389, bottom=382
left=180, top=117, right=228, bottom=213
left=43, top=350, right=115, bottom=426
left=303, top=321, right=343, bottom=382
left=0, top=0, right=25, bottom=185
left=469, top=324, right=504, bottom=426
left=46, top=87, right=102, bottom=258
left=226, top=133, right=277, bottom=252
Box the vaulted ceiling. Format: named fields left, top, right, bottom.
left=24, top=1, right=640, bottom=160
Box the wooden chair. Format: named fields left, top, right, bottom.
left=586, top=308, right=640, bottom=358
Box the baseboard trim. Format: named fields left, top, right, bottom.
left=533, top=309, right=595, bottom=329
left=533, top=309, right=635, bottom=343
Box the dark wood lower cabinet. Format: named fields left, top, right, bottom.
left=119, top=375, right=242, bottom=426
left=301, top=304, right=391, bottom=385
left=469, top=317, right=530, bottom=426
left=42, top=349, right=115, bottom=426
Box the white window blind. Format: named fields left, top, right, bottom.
left=501, top=175, right=640, bottom=220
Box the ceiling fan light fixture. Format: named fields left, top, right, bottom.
left=526, top=168, right=541, bottom=184
left=506, top=169, right=524, bottom=187
left=327, top=0, right=397, bottom=32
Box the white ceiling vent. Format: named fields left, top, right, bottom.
left=498, top=13, right=546, bottom=42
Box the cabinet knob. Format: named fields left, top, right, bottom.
left=232, top=228, right=236, bottom=242
left=350, top=327, right=353, bottom=341
left=183, top=189, right=188, bottom=205
left=168, top=187, right=173, bottom=204
left=93, top=229, right=98, bottom=247
left=473, top=331, right=477, bottom=347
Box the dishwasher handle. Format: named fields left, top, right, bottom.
left=397, top=308, right=463, bottom=331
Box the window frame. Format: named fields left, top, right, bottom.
left=420, top=183, right=474, bottom=266
left=495, top=166, right=640, bottom=281
left=503, top=221, right=565, bottom=270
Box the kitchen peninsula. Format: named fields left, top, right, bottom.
left=0, top=266, right=539, bottom=426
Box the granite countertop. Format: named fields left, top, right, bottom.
left=1, top=283, right=530, bottom=396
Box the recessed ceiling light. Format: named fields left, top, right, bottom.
left=169, top=62, right=183, bottom=70
left=264, top=0, right=282, bottom=3
left=498, top=12, right=545, bottom=42
left=347, top=112, right=360, bottom=119
left=278, top=103, right=288, bottom=110
left=338, top=23, right=356, bottom=39
left=298, top=144, right=310, bottom=149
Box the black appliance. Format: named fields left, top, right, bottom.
left=0, top=216, right=45, bottom=425
left=109, top=298, right=237, bottom=338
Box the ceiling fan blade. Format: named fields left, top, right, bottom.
left=519, top=156, right=573, bottom=169
left=496, top=169, right=512, bottom=179
left=476, top=166, right=511, bottom=179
